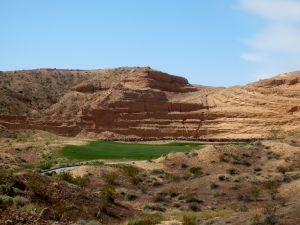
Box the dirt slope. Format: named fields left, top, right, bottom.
left=0, top=68, right=299, bottom=139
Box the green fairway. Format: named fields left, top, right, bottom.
left=59, top=141, right=205, bottom=161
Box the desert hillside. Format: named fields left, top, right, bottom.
left=0, top=67, right=299, bottom=139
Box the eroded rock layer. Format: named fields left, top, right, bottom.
left=0, top=67, right=299, bottom=139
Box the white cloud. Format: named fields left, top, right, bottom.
left=244, top=24, right=300, bottom=53
left=238, top=0, right=300, bottom=77
left=239, top=0, right=300, bottom=22
left=240, top=52, right=266, bottom=63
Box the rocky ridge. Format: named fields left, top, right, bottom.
left=0, top=68, right=299, bottom=139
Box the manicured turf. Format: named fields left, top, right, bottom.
left=60, top=141, right=205, bottom=160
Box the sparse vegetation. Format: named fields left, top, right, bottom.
left=250, top=185, right=261, bottom=201
left=57, top=172, right=90, bottom=187
left=251, top=206, right=280, bottom=225
left=189, top=166, right=203, bottom=176
left=276, top=165, right=290, bottom=174
left=0, top=195, right=13, bottom=208
left=102, top=171, right=118, bottom=185
left=126, top=213, right=163, bottom=225
left=99, top=185, right=116, bottom=210
left=267, top=127, right=282, bottom=140
left=182, top=214, right=197, bottom=225
left=38, top=160, right=53, bottom=170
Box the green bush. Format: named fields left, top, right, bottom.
left=251, top=206, right=279, bottom=225
left=127, top=213, right=163, bottom=225
left=122, top=165, right=141, bottom=177
left=57, top=172, right=90, bottom=187
left=102, top=171, right=118, bottom=185
left=263, top=179, right=281, bottom=190
left=182, top=214, right=197, bottom=225
left=122, top=165, right=142, bottom=184
left=189, top=167, right=203, bottom=176
left=0, top=170, right=25, bottom=196
left=0, top=168, right=13, bottom=181
left=0, top=195, right=13, bottom=208
left=185, top=193, right=202, bottom=203
left=263, top=179, right=281, bottom=200
left=99, top=185, right=116, bottom=210
left=38, top=160, right=53, bottom=170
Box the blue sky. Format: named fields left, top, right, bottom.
left=1, top=0, right=300, bottom=86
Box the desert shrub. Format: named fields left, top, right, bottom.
left=239, top=206, right=249, bottom=212
left=291, top=173, right=300, bottom=180
left=189, top=203, right=201, bottom=212
left=99, top=185, right=116, bottom=209
left=102, top=171, right=118, bottom=185
left=227, top=168, right=240, bottom=176
left=276, top=166, right=289, bottom=174
left=150, top=169, right=165, bottom=175
left=132, top=176, right=143, bottom=185
left=219, top=153, right=251, bottom=166
left=153, top=193, right=166, bottom=203
left=27, top=178, right=49, bottom=201
left=13, top=196, right=30, bottom=208
left=263, top=179, right=281, bottom=190
left=250, top=185, right=261, bottom=201
left=181, top=163, right=189, bottom=169
left=122, top=165, right=141, bottom=177
left=238, top=194, right=251, bottom=202
left=282, top=174, right=293, bottom=183
left=267, top=151, right=281, bottom=160
left=185, top=193, right=202, bottom=203
left=267, top=127, right=282, bottom=140
left=219, top=153, right=230, bottom=162
left=57, top=172, right=90, bottom=187
left=165, top=188, right=180, bottom=197
left=251, top=206, right=280, bottom=225
left=182, top=173, right=193, bottom=180
left=263, top=179, right=281, bottom=200
left=121, top=165, right=142, bottom=184
left=0, top=168, right=13, bottom=181
left=38, top=160, right=53, bottom=170
left=143, top=204, right=166, bottom=212
left=182, top=214, right=197, bottom=225
left=0, top=195, right=13, bottom=208
left=125, top=193, right=138, bottom=201
left=164, top=172, right=181, bottom=182
left=127, top=213, right=163, bottom=225
left=210, top=183, right=219, bottom=189
left=232, top=159, right=251, bottom=167
left=189, top=167, right=203, bottom=176
left=254, top=167, right=262, bottom=172
left=218, top=175, right=229, bottom=181
left=0, top=170, right=25, bottom=197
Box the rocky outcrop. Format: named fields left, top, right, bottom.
left=0, top=67, right=299, bottom=139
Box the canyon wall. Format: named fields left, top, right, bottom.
left=0, top=67, right=299, bottom=139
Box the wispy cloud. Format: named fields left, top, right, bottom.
left=240, top=52, right=266, bottom=63
left=239, top=0, right=300, bottom=22
left=238, top=0, right=300, bottom=78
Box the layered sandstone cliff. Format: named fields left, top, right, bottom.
left=0, top=67, right=299, bottom=139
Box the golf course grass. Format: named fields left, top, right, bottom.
left=60, top=141, right=205, bottom=160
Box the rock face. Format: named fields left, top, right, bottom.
left=0, top=67, right=299, bottom=139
